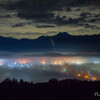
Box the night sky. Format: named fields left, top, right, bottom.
left=0, top=0, right=100, bottom=39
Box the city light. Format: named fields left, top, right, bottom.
left=41, top=61, right=46, bottom=64
left=0, top=57, right=99, bottom=81
left=0, top=59, right=5, bottom=66
left=63, top=68, right=67, bottom=72
left=18, top=59, right=30, bottom=64
left=54, top=62, right=57, bottom=65
left=78, top=74, right=81, bottom=77
left=93, top=77, right=97, bottom=81
left=85, top=75, right=89, bottom=79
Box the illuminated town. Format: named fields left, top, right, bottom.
left=0, top=56, right=100, bottom=82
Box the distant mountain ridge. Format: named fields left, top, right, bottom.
left=0, top=32, right=100, bottom=53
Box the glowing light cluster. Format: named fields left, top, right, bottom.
left=77, top=74, right=81, bottom=77
left=93, top=77, right=97, bottom=81
left=0, top=59, right=5, bottom=66
left=18, top=58, right=30, bottom=64
left=77, top=73, right=97, bottom=81
left=41, top=61, right=46, bottom=64
left=0, top=56, right=99, bottom=81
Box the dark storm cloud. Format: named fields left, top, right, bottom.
left=34, top=15, right=67, bottom=26
left=36, top=25, right=56, bottom=28
left=52, top=16, right=83, bottom=26
left=94, top=14, right=100, bottom=18
left=13, top=23, right=26, bottom=27
left=12, top=22, right=31, bottom=27
left=12, top=13, right=94, bottom=27
left=47, top=31, right=57, bottom=34
left=84, top=24, right=100, bottom=29
left=4, top=32, right=45, bottom=36
left=1, top=0, right=100, bottom=25
left=0, top=14, right=12, bottom=18
left=5, top=0, right=59, bottom=20
left=0, top=0, right=99, bottom=38
left=80, top=12, right=92, bottom=18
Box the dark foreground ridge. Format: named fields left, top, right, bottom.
left=0, top=78, right=100, bottom=100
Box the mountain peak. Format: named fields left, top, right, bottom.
left=55, top=32, right=72, bottom=37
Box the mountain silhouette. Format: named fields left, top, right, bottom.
left=53, top=32, right=72, bottom=38
left=0, top=32, right=100, bottom=53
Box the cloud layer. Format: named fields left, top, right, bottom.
left=0, top=0, right=100, bottom=39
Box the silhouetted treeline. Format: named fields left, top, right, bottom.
left=0, top=78, right=100, bottom=100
